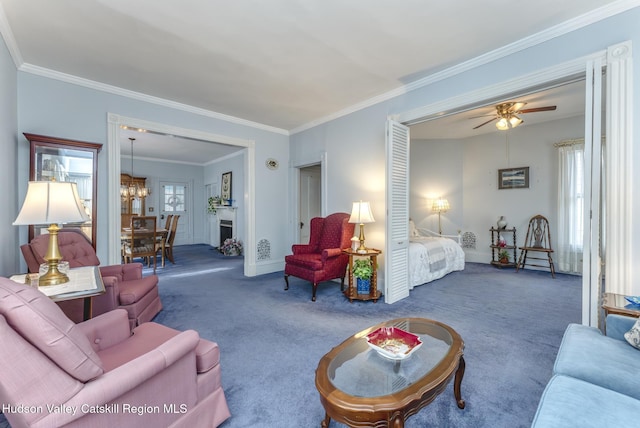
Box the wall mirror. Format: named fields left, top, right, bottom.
left=25, top=133, right=102, bottom=248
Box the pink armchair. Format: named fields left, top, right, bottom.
left=0, top=277, right=230, bottom=428
left=20, top=228, right=162, bottom=328
left=284, top=212, right=355, bottom=301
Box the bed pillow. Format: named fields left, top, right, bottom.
left=624, top=318, right=640, bottom=350
left=409, top=219, right=420, bottom=237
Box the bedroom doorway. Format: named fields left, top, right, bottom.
left=387, top=42, right=632, bottom=328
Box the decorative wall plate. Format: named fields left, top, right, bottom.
left=265, top=158, right=279, bottom=170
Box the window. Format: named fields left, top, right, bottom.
left=163, top=184, right=186, bottom=213
left=557, top=141, right=584, bottom=274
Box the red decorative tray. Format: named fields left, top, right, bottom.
left=366, top=327, right=423, bottom=360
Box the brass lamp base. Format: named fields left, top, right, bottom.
left=357, top=223, right=367, bottom=253
left=39, top=223, right=69, bottom=286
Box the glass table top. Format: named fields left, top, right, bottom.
left=327, top=318, right=453, bottom=398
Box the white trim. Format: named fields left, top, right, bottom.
left=20, top=63, right=288, bottom=136
left=290, top=0, right=640, bottom=135
left=290, top=152, right=327, bottom=245
left=397, top=54, right=604, bottom=124
left=107, top=114, right=257, bottom=277
left=0, top=1, right=22, bottom=67
left=605, top=41, right=634, bottom=296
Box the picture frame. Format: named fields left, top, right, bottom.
left=221, top=171, right=232, bottom=204
left=498, top=167, right=529, bottom=189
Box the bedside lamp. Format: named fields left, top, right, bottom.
left=432, top=198, right=450, bottom=235
left=13, top=181, right=90, bottom=286
left=349, top=201, right=375, bottom=253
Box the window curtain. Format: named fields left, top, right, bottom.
left=556, top=140, right=584, bottom=274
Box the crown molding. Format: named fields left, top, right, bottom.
left=290, top=0, right=640, bottom=134
left=0, top=1, right=22, bottom=67
left=18, top=62, right=289, bottom=136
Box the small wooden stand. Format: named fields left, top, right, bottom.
left=342, top=248, right=382, bottom=303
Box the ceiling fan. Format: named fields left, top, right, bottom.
left=473, top=102, right=557, bottom=130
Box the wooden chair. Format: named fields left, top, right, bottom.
left=163, top=214, right=174, bottom=231
left=164, top=215, right=180, bottom=264
left=516, top=214, right=556, bottom=278
left=123, top=216, right=158, bottom=273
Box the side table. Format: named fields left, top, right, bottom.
left=342, top=248, right=382, bottom=303
left=10, top=266, right=106, bottom=321
left=602, top=293, right=640, bottom=318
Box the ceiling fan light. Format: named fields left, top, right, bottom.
left=509, top=116, right=523, bottom=128
left=496, top=118, right=509, bottom=130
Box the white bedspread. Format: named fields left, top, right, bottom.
left=409, top=236, right=465, bottom=289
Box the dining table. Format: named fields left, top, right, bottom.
left=121, top=227, right=168, bottom=267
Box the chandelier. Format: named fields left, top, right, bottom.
left=120, top=137, right=151, bottom=200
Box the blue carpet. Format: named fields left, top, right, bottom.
left=0, top=245, right=580, bottom=428
left=147, top=244, right=581, bottom=428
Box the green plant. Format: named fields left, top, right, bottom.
left=353, top=258, right=373, bottom=280
left=498, top=249, right=509, bottom=262
left=207, top=196, right=222, bottom=214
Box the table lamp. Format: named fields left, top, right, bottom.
left=349, top=201, right=375, bottom=253
left=13, top=181, right=90, bottom=286
left=432, top=198, right=450, bottom=235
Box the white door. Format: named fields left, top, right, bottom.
left=385, top=119, right=411, bottom=303
left=160, top=181, right=190, bottom=245
left=299, top=165, right=322, bottom=243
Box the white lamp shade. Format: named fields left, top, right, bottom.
left=432, top=198, right=450, bottom=213
left=13, top=181, right=90, bottom=225
left=349, top=201, right=375, bottom=224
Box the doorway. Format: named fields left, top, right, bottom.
left=106, top=114, right=256, bottom=275
left=299, top=164, right=322, bottom=243
left=387, top=43, right=632, bottom=327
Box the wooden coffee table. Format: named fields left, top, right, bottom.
left=315, top=318, right=465, bottom=427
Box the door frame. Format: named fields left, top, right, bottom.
left=290, top=152, right=327, bottom=244
left=106, top=114, right=256, bottom=275
left=392, top=42, right=632, bottom=325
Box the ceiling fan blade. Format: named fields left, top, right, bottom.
left=473, top=117, right=497, bottom=129
left=518, top=106, right=557, bottom=114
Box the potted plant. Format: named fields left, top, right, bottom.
left=207, top=196, right=222, bottom=214
left=498, top=249, right=510, bottom=264
left=353, top=258, right=374, bottom=294
left=221, top=238, right=243, bottom=256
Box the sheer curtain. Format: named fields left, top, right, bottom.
left=556, top=140, right=584, bottom=274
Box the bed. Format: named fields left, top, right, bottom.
left=408, top=222, right=465, bottom=289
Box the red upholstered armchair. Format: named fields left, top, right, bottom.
left=284, top=212, right=355, bottom=301
left=20, top=229, right=162, bottom=328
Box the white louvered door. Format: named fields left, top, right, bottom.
left=385, top=119, right=410, bottom=303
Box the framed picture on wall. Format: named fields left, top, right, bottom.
left=498, top=167, right=529, bottom=189
left=221, top=171, right=232, bottom=204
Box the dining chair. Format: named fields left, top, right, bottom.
left=123, top=216, right=158, bottom=273
left=164, top=214, right=180, bottom=264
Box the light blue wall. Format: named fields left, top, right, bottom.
left=0, top=35, right=18, bottom=276
left=17, top=73, right=289, bottom=272
left=290, top=8, right=640, bottom=287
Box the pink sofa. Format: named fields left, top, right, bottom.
left=20, top=229, right=162, bottom=328
left=0, top=277, right=231, bottom=427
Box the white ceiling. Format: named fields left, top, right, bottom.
left=0, top=0, right=630, bottom=162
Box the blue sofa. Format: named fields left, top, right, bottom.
left=532, top=314, right=640, bottom=427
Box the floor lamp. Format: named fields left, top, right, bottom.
left=13, top=181, right=90, bottom=286
left=432, top=198, right=450, bottom=235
